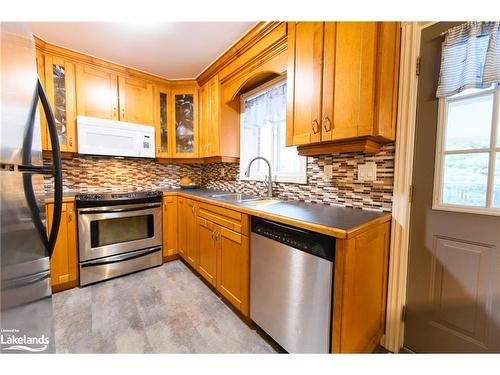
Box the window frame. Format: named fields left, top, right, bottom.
left=238, top=76, right=307, bottom=184
left=433, top=85, right=500, bottom=216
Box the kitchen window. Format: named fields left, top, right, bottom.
left=239, top=77, right=307, bottom=184
left=433, top=84, right=500, bottom=215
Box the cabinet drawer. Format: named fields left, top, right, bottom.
left=198, top=202, right=249, bottom=235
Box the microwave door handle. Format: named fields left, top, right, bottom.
left=37, top=78, right=63, bottom=258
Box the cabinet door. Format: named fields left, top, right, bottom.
left=327, top=22, right=378, bottom=140
left=199, top=83, right=209, bottom=157
left=75, top=64, right=119, bottom=120
left=36, top=50, right=49, bottom=151
left=46, top=202, right=78, bottom=291
left=184, top=199, right=199, bottom=268
left=286, top=22, right=324, bottom=146
left=197, top=217, right=217, bottom=286
left=154, top=86, right=171, bottom=158
left=171, top=89, right=199, bottom=158
left=216, top=226, right=249, bottom=316
left=162, top=195, right=178, bottom=257
left=207, top=75, right=220, bottom=156
left=177, top=197, right=186, bottom=258
left=118, top=76, right=154, bottom=125
left=44, top=55, right=77, bottom=152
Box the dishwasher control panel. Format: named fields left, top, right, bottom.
left=251, top=218, right=334, bottom=261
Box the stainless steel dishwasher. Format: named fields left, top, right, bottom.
left=250, top=217, right=335, bottom=353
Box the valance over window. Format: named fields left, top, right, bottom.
left=243, top=82, right=286, bottom=129
left=436, top=22, right=500, bottom=98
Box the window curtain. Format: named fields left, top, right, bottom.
left=243, top=82, right=286, bottom=129
left=436, top=22, right=500, bottom=98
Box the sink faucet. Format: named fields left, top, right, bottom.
left=244, top=157, right=273, bottom=198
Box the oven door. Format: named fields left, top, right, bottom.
left=78, top=202, right=162, bottom=262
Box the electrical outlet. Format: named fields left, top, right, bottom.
left=324, top=164, right=333, bottom=179
left=357, top=162, right=377, bottom=182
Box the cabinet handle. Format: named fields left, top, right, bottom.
left=69, top=137, right=73, bottom=147
left=121, top=107, right=125, bottom=119
left=322, top=117, right=332, bottom=132
left=68, top=208, right=73, bottom=222
left=311, top=119, right=320, bottom=134
left=191, top=206, right=195, bottom=215
left=113, top=106, right=117, bottom=118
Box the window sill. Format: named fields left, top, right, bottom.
left=432, top=203, right=500, bottom=217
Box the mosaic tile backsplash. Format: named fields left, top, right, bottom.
left=202, top=144, right=395, bottom=212
left=43, top=155, right=203, bottom=193
left=44, top=143, right=395, bottom=212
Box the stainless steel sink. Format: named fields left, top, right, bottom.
left=240, top=198, right=282, bottom=206
left=209, top=193, right=259, bottom=202
left=209, top=193, right=281, bottom=206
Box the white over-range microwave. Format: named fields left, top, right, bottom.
left=77, top=115, right=155, bottom=158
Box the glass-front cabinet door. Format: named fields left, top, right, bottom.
left=43, top=55, right=77, bottom=152
left=154, top=86, right=171, bottom=158
left=171, top=88, right=198, bottom=158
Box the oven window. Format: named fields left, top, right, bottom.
left=90, top=215, right=154, bottom=247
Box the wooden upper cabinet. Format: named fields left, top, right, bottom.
left=43, top=55, right=77, bottom=152
left=118, top=76, right=154, bottom=125
left=324, top=22, right=377, bottom=141
left=199, top=75, right=221, bottom=158
left=199, top=83, right=209, bottom=157
left=75, top=64, right=119, bottom=121
left=35, top=50, right=49, bottom=151
left=286, top=22, right=324, bottom=146
left=287, top=22, right=401, bottom=154
left=154, top=86, right=171, bottom=157
left=171, top=88, right=199, bottom=158
left=47, top=202, right=78, bottom=292
left=207, top=75, right=221, bottom=156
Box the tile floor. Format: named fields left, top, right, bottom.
left=52, top=260, right=277, bottom=353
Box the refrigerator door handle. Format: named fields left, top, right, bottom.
left=37, top=78, right=63, bottom=257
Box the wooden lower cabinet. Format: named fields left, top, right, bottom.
left=216, top=226, right=249, bottom=316
left=193, top=203, right=250, bottom=316
left=331, top=221, right=391, bottom=353
left=162, top=196, right=178, bottom=258
left=46, top=202, right=78, bottom=292
left=177, top=197, right=198, bottom=267
left=196, top=217, right=217, bottom=287
left=177, top=197, right=187, bottom=258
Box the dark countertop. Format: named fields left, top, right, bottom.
left=161, top=188, right=390, bottom=237
left=47, top=188, right=391, bottom=238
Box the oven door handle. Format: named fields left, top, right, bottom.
left=80, top=246, right=162, bottom=267
left=78, top=203, right=161, bottom=215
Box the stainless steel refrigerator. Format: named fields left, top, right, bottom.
left=0, top=23, right=63, bottom=353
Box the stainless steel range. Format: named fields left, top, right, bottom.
left=76, top=191, right=163, bottom=286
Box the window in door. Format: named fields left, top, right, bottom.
left=239, top=77, right=307, bottom=184
left=433, top=84, right=500, bottom=215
